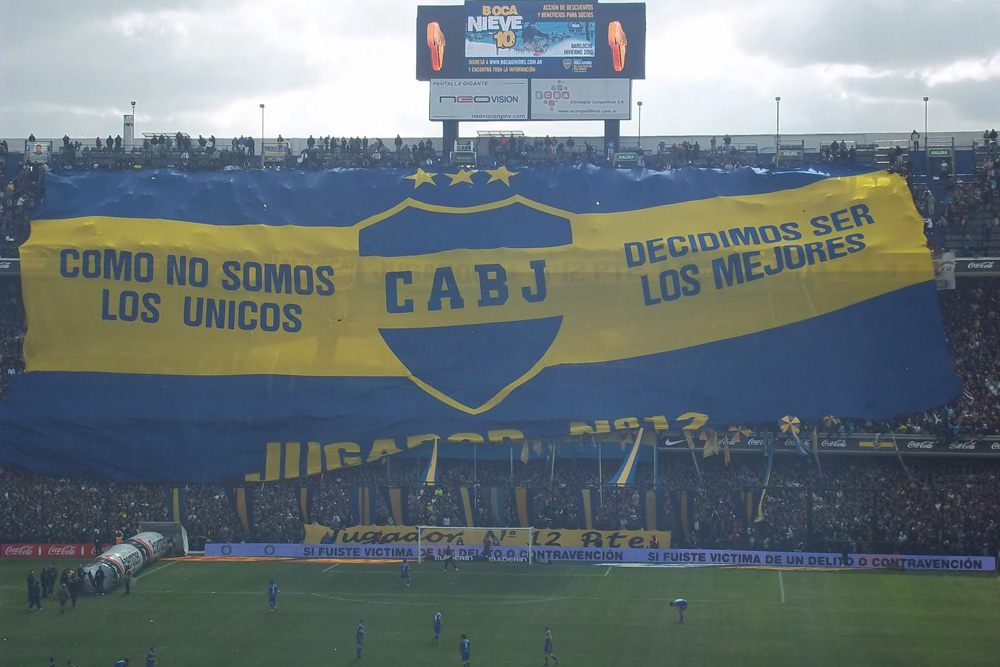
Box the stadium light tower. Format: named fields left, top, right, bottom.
left=774, top=96, right=781, bottom=167
left=637, top=100, right=643, bottom=152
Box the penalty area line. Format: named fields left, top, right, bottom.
left=323, top=563, right=341, bottom=573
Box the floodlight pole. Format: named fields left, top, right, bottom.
left=774, top=96, right=781, bottom=167
left=923, top=96, right=929, bottom=171
left=637, top=100, right=642, bottom=152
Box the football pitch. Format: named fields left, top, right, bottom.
left=2, top=558, right=998, bottom=666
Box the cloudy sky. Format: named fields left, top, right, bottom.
left=1, top=0, right=997, bottom=141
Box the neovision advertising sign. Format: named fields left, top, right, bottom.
left=429, top=79, right=529, bottom=120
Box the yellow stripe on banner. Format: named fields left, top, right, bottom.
left=306, top=441, right=322, bottom=476
left=423, top=440, right=439, bottom=485
left=388, top=488, right=404, bottom=526
left=746, top=492, right=754, bottom=524
left=581, top=489, right=593, bottom=530
left=299, top=487, right=309, bottom=524
left=515, top=487, right=529, bottom=527
left=613, top=428, right=643, bottom=486
left=459, top=487, right=474, bottom=526
left=235, top=488, right=249, bottom=533
left=264, top=442, right=282, bottom=482
left=644, top=490, right=656, bottom=531
left=171, top=488, right=180, bottom=523
left=284, top=442, right=301, bottom=480
left=22, top=175, right=932, bottom=416
left=679, top=492, right=691, bottom=543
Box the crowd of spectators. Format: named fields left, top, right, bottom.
left=2, top=454, right=999, bottom=558
left=0, top=276, right=25, bottom=399
left=922, top=155, right=1000, bottom=256
left=0, top=160, right=44, bottom=257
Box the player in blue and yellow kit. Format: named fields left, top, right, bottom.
left=670, top=598, right=688, bottom=623
left=543, top=626, right=560, bottom=665
left=432, top=610, right=443, bottom=645
left=355, top=619, right=367, bottom=659
left=267, top=580, right=278, bottom=611
left=145, top=647, right=157, bottom=667
left=400, top=558, right=411, bottom=587
left=459, top=634, right=471, bottom=666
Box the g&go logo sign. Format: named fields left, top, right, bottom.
left=535, top=82, right=572, bottom=108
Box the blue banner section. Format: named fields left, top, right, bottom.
left=0, top=166, right=960, bottom=482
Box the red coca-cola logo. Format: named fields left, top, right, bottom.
left=46, top=545, right=78, bottom=556
left=1, top=543, right=91, bottom=558
left=4, top=545, right=36, bottom=556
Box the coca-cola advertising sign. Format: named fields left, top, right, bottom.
left=1, top=543, right=92, bottom=558
left=906, top=441, right=935, bottom=450
left=956, top=258, right=1000, bottom=274
left=681, top=433, right=1000, bottom=455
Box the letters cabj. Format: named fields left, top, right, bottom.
left=78, top=532, right=173, bottom=594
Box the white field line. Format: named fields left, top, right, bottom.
left=140, top=559, right=180, bottom=579
left=321, top=567, right=606, bottom=578
left=323, top=563, right=341, bottom=572
left=778, top=570, right=785, bottom=603
left=110, top=589, right=787, bottom=605
left=604, top=566, right=612, bottom=577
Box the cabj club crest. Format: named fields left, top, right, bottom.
left=358, top=195, right=572, bottom=415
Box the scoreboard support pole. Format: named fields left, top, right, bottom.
left=604, top=120, right=621, bottom=158
left=439, top=120, right=621, bottom=166
left=442, top=121, right=459, bottom=162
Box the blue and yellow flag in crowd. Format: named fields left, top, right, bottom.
left=0, top=166, right=960, bottom=481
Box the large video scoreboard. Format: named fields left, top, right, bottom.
left=417, top=1, right=646, bottom=81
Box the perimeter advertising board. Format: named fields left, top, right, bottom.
left=417, top=1, right=646, bottom=80
left=203, top=543, right=997, bottom=572
left=430, top=79, right=529, bottom=120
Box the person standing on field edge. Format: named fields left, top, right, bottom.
left=124, top=568, right=132, bottom=595
left=442, top=545, right=459, bottom=571
left=58, top=583, right=69, bottom=613
left=29, top=577, right=43, bottom=610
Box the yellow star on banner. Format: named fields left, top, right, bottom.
left=484, top=165, right=518, bottom=186
left=446, top=168, right=477, bottom=186
left=405, top=168, right=438, bottom=189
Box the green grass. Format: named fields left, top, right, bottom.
left=1, top=558, right=998, bottom=666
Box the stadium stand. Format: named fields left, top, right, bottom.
left=1, top=133, right=998, bottom=559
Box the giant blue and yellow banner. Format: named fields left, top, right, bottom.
left=0, top=166, right=959, bottom=481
